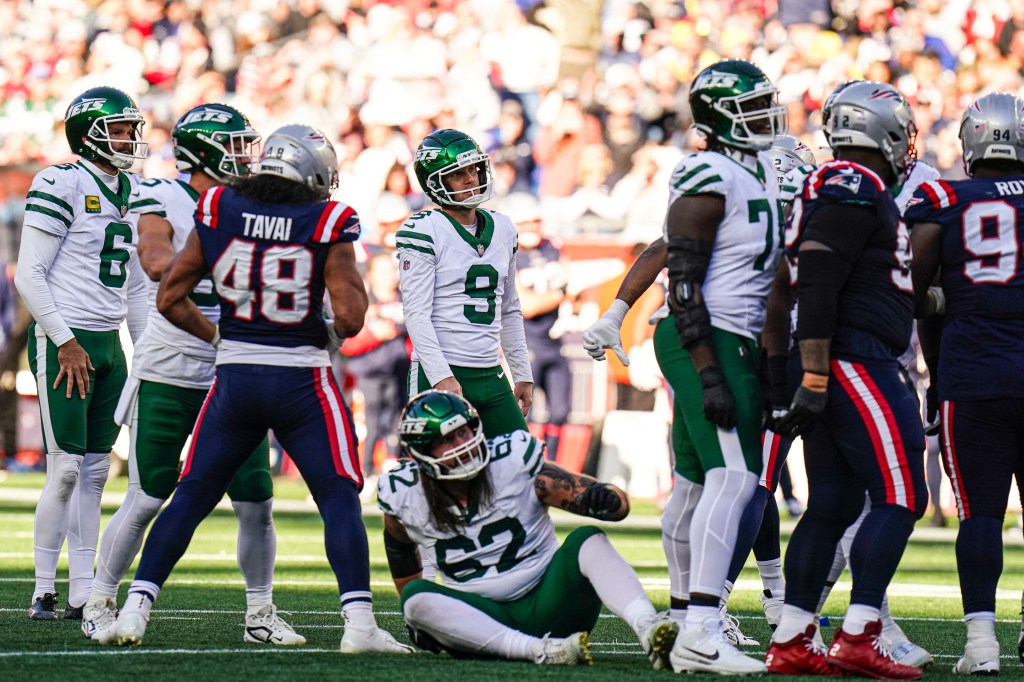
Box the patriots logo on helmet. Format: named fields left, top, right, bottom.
left=824, top=167, right=862, bottom=193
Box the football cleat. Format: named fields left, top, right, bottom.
left=639, top=612, right=679, bottom=670
left=63, top=603, right=84, bottom=620
left=100, top=611, right=149, bottom=647
left=82, top=596, right=118, bottom=639
left=765, top=625, right=844, bottom=676
left=761, top=589, right=785, bottom=631
left=1017, top=589, right=1024, bottom=664
left=722, top=610, right=760, bottom=647
left=953, top=638, right=1000, bottom=676
left=340, top=626, right=415, bottom=654
left=828, top=621, right=922, bottom=680
left=244, top=604, right=305, bottom=645
left=27, top=592, right=59, bottom=620
left=670, top=617, right=767, bottom=675
left=881, top=619, right=933, bottom=669
left=535, top=631, right=592, bottom=666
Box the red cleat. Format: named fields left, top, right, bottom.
left=766, top=625, right=845, bottom=676
left=828, top=621, right=923, bottom=680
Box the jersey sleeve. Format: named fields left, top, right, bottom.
left=487, top=431, right=546, bottom=492
left=129, top=180, right=169, bottom=217
left=376, top=459, right=422, bottom=519
left=779, top=163, right=816, bottom=204
left=313, top=201, right=360, bottom=244
left=394, top=213, right=437, bottom=260
left=801, top=162, right=887, bottom=207
left=23, top=167, right=77, bottom=236
left=668, top=154, right=730, bottom=197
left=902, top=180, right=956, bottom=225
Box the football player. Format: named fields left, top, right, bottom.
left=82, top=104, right=303, bottom=645
left=398, top=129, right=533, bottom=438
left=379, top=390, right=678, bottom=668
left=905, top=92, right=1024, bottom=676
left=765, top=81, right=926, bottom=680
left=14, top=86, right=149, bottom=620
left=97, top=124, right=411, bottom=655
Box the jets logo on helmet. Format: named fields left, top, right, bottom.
left=64, top=86, right=148, bottom=170
left=173, top=103, right=261, bottom=183
left=689, top=59, right=787, bottom=152
left=399, top=390, right=489, bottom=480
left=414, top=129, right=493, bottom=208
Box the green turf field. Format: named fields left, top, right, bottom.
left=2, top=473, right=1024, bottom=680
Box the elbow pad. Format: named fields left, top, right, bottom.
left=383, top=529, right=421, bottom=579
left=666, top=236, right=714, bottom=349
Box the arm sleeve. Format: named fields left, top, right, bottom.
left=397, top=249, right=453, bottom=386
left=13, top=225, right=75, bottom=346
left=125, top=251, right=149, bottom=342
left=800, top=202, right=877, bottom=262
left=499, top=248, right=534, bottom=384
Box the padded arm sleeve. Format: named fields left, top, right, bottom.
left=666, top=235, right=714, bottom=349
left=383, top=528, right=421, bottom=579
left=795, top=248, right=853, bottom=342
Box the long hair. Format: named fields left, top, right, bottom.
left=420, top=469, right=494, bottom=535
left=230, top=174, right=321, bottom=204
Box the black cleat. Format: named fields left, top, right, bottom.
left=28, top=592, right=59, bottom=620
left=64, top=603, right=84, bottom=620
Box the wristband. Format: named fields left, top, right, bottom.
left=801, top=371, right=828, bottom=392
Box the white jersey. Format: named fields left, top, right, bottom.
left=128, top=178, right=220, bottom=389
left=22, top=161, right=142, bottom=330
left=663, top=151, right=784, bottom=339
left=396, top=208, right=530, bottom=385
left=895, top=161, right=940, bottom=213
left=377, top=430, right=558, bottom=601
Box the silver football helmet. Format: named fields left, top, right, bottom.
left=764, top=134, right=816, bottom=179
left=820, top=79, right=862, bottom=143
left=824, top=81, right=917, bottom=182
left=959, top=92, right=1024, bottom=176
left=255, top=124, right=339, bottom=199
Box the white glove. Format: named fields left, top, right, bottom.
left=326, top=320, right=344, bottom=353
left=210, top=326, right=221, bottom=349
left=582, top=299, right=630, bottom=365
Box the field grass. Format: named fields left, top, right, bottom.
left=2, top=474, right=1024, bottom=680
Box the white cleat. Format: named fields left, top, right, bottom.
left=244, top=604, right=306, bottom=646
left=721, top=610, right=760, bottom=647
left=882, top=620, right=933, bottom=669
left=81, top=596, right=118, bottom=640
left=760, top=589, right=784, bottom=631
left=535, top=631, right=592, bottom=666
left=1018, top=590, right=1024, bottom=664
left=954, top=638, right=1000, bottom=676
left=670, top=617, right=767, bottom=675
left=99, top=611, right=149, bottom=647
left=340, top=626, right=415, bottom=654
left=640, top=612, right=679, bottom=670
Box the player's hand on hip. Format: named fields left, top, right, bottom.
left=924, top=383, right=941, bottom=436
left=432, top=376, right=462, bottom=396
left=699, top=366, right=736, bottom=429
left=514, top=381, right=533, bottom=417
left=583, top=317, right=629, bottom=365
left=55, top=338, right=94, bottom=399
left=775, top=374, right=829, bottom=438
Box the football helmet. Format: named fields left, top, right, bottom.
left=824, top=80, right=917, bottom=182
left=414, top=129, right=493, bottom=208
left=689, top=59, right=787, bottom=152
left=399, top=390, right=489, bottom=480
left=172, top=103, right=261, bottom=182
left=820, top=79, right=862, bottom=142
left=64, top=86, right=148, bottom=170
left=254, top=124, right=338, bottom=199
left=764, top=134, right=816, bottom=177
left=959, top=92, right=1024, bottom=176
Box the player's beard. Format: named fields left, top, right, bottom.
left=421, top=470, right=494, bottom=534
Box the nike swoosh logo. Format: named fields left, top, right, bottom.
left=43, top=177, right=55, bottom=185
left=681, top=646, right=720, bottom=661
left=497, top=371, right=505, bottom=379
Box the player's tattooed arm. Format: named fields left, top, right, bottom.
left=534, top=462, right=630, bottom=521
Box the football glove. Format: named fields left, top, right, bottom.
left=699, top=365, right=736, bottom=429
left=583, top=299, right=630, bottom=365
left=210, top=326, right=221, bottom=349
left=774, top=383, right=828, bottom=438
left=325, top=320, right=344, bottom=353
left=924, top=383, right=940, bottom=436
left=575, top=483, right=621, bottom=519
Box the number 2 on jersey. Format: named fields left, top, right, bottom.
left=212, top=239, right=313, bottom=323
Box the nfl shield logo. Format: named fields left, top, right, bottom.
left=477, top=244, right=485, bottom=256
left=402, top=260, right=410, bottom=271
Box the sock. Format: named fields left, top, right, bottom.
left=404, top=591, right=539, bottom=660
left=964, top=612, right=996, bottom=641
left=341, top=597, right=377, bottom=631
left=311, top=478, right=371, bottom=597
left=685, top=604, right=719, bottom=632
left=688, top=467, right=757, bottom=597
left=774, top=604, right=816, bottom=642
left=123, top=580, right=160, bottom=621
left=843, top=603, right=880, bottom=635
left=719, top=580, right=734, bottom=610
left=751, top=489, right=781, bottom=563
left=726, top=485, right=770, bottom=585
left=67, top=452, right=110, bottom=606
left=848, top=505, right=916, bottom=610
left=93, top=488, right=165, bottom=599
left=757, top=558, right=784, bottom=594
left=577, top=532, right=656, bottom=638
left=662, top=473, right=702, bottom=608
left=233, top=499, right=276, bottom=608
left=670, top=607, right=688, bottom=626
left=956, top=516, right=1003, bottom=615
left=33, top=453, right=83, bottom=599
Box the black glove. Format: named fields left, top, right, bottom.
left=924, top=383, right=940, bottom=436
left=575, top=483, right=622, bottom=518
left=774, top=384, right=828, bottom=438
left=699, top=365, right=736, bottom=429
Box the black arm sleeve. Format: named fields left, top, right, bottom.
left=666, top=236, right=714, bottom=349
left=383, top=529, right=421, bottom=579
left=801, top=202, right=877, bottom=262
left=796, top=248, right=854, bottom=341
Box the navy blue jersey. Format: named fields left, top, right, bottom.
left=789, top=161, right=913, bottom=358
left=515, top=238, right=563, bottom=343
left=195, top=186, right=360, bottom=349
left=904, top=177, right=1024, bottom=400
